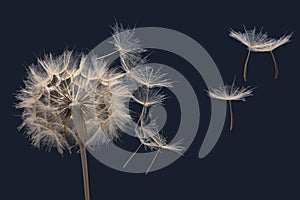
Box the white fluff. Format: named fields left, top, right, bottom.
left=208, top=83, right=254, bottom=101
left=229, top=27, right=292, bottom=52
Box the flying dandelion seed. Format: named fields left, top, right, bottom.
left=207, top=81, right=254, bottom=131
left=229, top=27, right=292, bottom=81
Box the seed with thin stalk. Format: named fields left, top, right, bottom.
left=229, top=27, right=292, bottom=81
left=207, top=81, right=254, bottom=130
left=107, top=25, right=184, bottom=173
left=128, top=82, right=184, bottom=174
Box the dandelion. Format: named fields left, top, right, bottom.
left=16, top=50, right=132, bottom=200
left=229, top=27, right=292, bottom=81
left=207, top=80, right=254, bottom=130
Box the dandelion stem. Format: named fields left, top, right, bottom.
left=79, top=140, right=90, bottom=200
left=71, top=104, right=87, bottom=141
left=71, top=104, right=90, bottom=200
left=96, top=50, right=119, bottom=60
left=123, top=143, right=143, bottom=168
left=243, top=49, right=251, bottom=81
left=228, top=100, right=234, bottom=131
left=146, top=149, right=160, bottom=175
left=123, top=97, right=147, bottom=168
left=270, top=51, right=278, bottom=79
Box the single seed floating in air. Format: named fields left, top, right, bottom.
left=207, top=81, right=254, bottom=131
left=229, top=27, right=292, bottom=81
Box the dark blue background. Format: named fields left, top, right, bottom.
left=2, top=1, right=299, bottom=199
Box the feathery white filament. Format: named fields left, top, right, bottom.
left=208, top=84, right=254, bottom=101
left=229, top=27, right=292, bottom=52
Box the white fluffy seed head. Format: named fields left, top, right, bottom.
left=208, top=82, right=254, bottom=101
left=229, top=27, right=292, bottom=52
left=130, top=65, right=173, bottom=88
left=16, top=51, right=80, bottom=154
left=16, top=51, right=132, bottom=154
left=110, top=23, right=146, bottom=72
left=110, top=24, right=143, bottom=55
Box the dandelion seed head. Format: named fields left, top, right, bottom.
left=16, top=51, right=82, bottom=153
left=130, top=65, right=173, bottom=88
left=132, top=85, right=167, bottom=107
left=110, top=23, right=146, bottom=72
left=16, top=51, right=131, bottom=153
left=208, top=83, right=254, bottom=101
left=110, top=24, right=144, bottom=55
left=229, top=27, right=292, bottom=52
